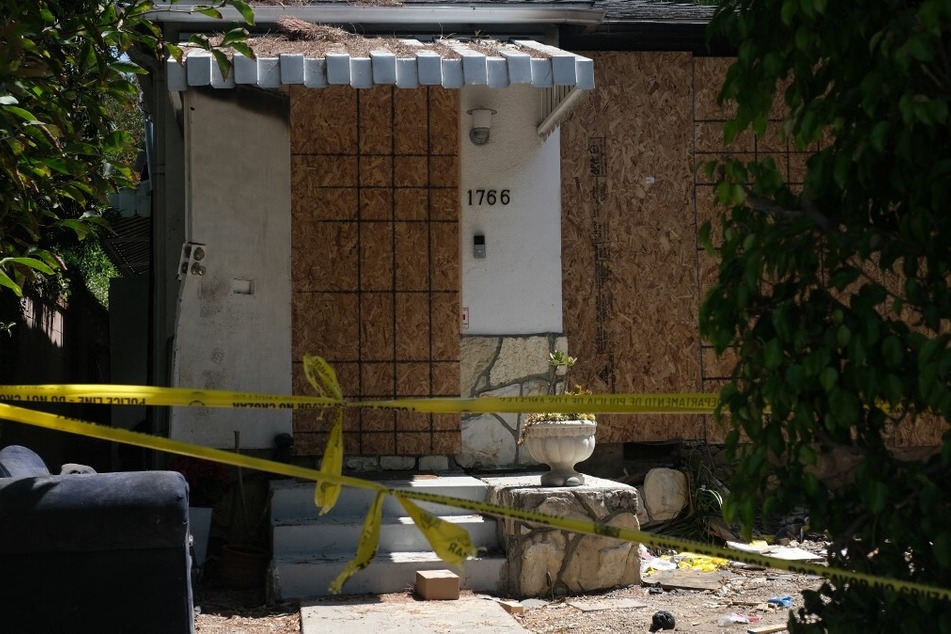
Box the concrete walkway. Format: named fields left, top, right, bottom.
left=300, top=595, right=528, bottom=634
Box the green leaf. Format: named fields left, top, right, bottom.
left=764, top=339, right=783, bottom=370
left=40, top=157, right=74, bottom=176
left=211, top=50, right=232, bottom=80
left=59, top=219, right=91, bottom=240
left=0, top=256, right=55, bottom=275
left=0, top=270, right=22, bottom=297
left=230, top=0, right=256, bottom=26
left=4, top=106, right=38, bottom=122
left=194, top=7, right=222, bottom=19
left=111, top=61, right=147, bottom=75
left=820, top=367, right=838, bottom=392
left=229, top=41, right=256, bottom=60
left=219, top=27, right=248, bottom=48
left=166, top=43, right=184, bottom=64
left=882, top=336, right=903, bottom=368
left=866, top=479, right=888, bottom=515
left=836, top=325, right=851, bottom=347
left=798, top=444, right=817, bottom=465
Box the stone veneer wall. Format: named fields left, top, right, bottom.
left=457, top=334, right=569, bottom=470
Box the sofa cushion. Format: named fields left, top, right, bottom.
left=0, top=445, right=51, bottom=478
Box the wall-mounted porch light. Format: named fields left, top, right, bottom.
left=467, top=107, right=497, bottom=145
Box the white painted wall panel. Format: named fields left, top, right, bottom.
left=170, top=89, right=292, bottom=448
left=460, top=85, right=563, bottom=335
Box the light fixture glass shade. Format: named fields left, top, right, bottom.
left=467, top=107, right=497, bottom=145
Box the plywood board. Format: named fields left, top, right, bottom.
left=291, top=85, right=460, bottom=456
left=290, top=85, right=356, bottom=154
left=562, top=51, right=703, bottom=443
left=646, top=569, right=724, bottom=591
left=359, top=86, right=393, bottom=155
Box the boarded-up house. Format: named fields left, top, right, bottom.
left=130, top=0, right=940, bottom=472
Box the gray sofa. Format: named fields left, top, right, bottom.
left=0, top=445, right=195, bottom=633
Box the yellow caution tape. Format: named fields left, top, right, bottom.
left=0, top=373, right=948, bottom=601
left=0, top=385, right=719, bottom=415
left=304, top=356, right=345, bottom=514
left=329, top=491, right=385, bottom=594
left=396, top=494, right=477, bottom=567
left=0, top=384, right=339, bottom=409
left=3, top=401, right=949, bottom=601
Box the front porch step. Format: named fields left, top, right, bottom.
left=270, top=475, right=490, bottom=522
left=269, top=551, right=506, bottom=599
left=272, top=513, right=498, bottom=558
left=268, top=475, right=504, bottom=600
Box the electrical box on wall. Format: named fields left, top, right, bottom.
left=178, top=242, right=207, bottom=279
left=473, top=234, right=486, bottom=259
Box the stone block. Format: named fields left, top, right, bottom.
left=344, top=456, right=379, bottom=471
left=483, top=474, right=640, bottom=598
left=460, top=336, right=500, bottom=396
left=415, top=569, right=459, bottom=600
left=643, top=468, right=688, bottom=522
left=457, top=413, right=516, bottom=468
left=380, top=456, right=415, bottom=471
left=490, top=336, right=552, bottom=386
left=418, top=455, right=450, bottom=471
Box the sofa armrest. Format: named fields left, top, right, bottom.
left=0, top=470, right=189, bottom=553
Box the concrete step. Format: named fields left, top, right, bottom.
left=269, top=551, right=505, bottom=600
left=273, top=513, right=498, bottom=558
left=270, top=475, right=490, bottom=523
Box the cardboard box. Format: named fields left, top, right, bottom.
left=415, top=569, right=460, bottom=600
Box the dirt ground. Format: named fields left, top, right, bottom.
left=194, top=542, right=826, bottom=633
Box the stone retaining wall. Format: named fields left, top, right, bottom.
left=457, top=334, right=569, bottom=470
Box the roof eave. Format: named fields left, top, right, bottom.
left=147, top=4, right=606, bottom=29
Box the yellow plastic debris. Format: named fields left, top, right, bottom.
left=676, top=552, right=729, bottom=571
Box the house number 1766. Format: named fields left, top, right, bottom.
left=467, top=189, right=511, bottom=206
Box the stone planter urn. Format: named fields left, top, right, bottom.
left=523, top=419, right=597, bottom=486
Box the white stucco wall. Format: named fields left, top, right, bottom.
left=169, top=89, right=292, bottom=449
left=460, top=85, right=563, bottom=335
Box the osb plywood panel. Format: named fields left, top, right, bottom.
left=431, top=189, right=457, bottom=221
left=395, top=189, right=428, bottom=221
left=396, top=294, right=431, bottom=359
left=889, top=414, right=947, bottom=447
left=292, top=181, right=358, bottom=221
left=395, top=156, right=429, bottom=187
left=360, top=188, right=392, bottom=221
left=395, top=223, right=430, bottom=290
left=430, top=224, right=458, bottom=291
left=360, top=293, right=394, bottom=360
left=693, top=58, right=734, bottom=121
left=290, top=86, right=356, bottom=154
left=562, top=51, right=706, bottom=443
left=292, top=221, right=358, bottom=292
left=291, top=85, right=461, bottom=456
left=397, top=362, right=431, bottom=396
left=394, top=89, right=428, bottom=155
left=429, top=88, right=459, bottom=155
left=431, top=294, right=460, bottom=361
left=359, top=87, right=393, bottom=155
left=360, top=223, right=393, bottom=290
left=292, top=292, right=358, bottom=361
